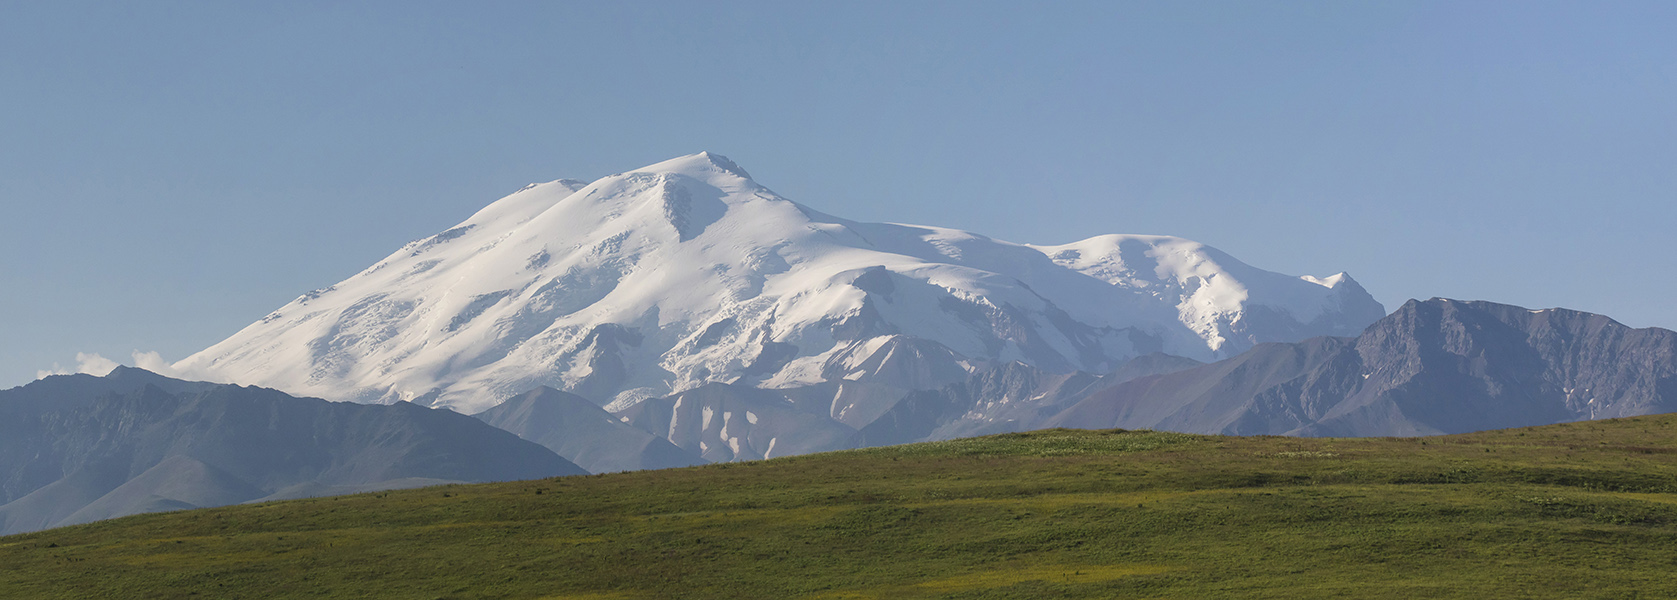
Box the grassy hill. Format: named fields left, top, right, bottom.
left=6, top=416, right=1677, bottom=599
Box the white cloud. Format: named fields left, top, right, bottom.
left=35, top=352, right=121, bottom=380
left=35, top=350, right=181, bottom=381
left=130, top=350, right=181, bottom=377
left=79, top=352, right=121, bottom=375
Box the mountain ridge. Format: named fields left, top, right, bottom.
left=1048, top=298, right=1677, bottom=436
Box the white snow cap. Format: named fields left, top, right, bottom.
left=174, top=152, right=1385, bottom=413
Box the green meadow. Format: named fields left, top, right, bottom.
left=6, top=416, right=1677, bottom=599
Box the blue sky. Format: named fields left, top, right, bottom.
left=3, top=1, right=1675, bottom=387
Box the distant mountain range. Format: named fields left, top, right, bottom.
left=153, top=154, right=1677, bottom=461
left=598, top=297, right=1677, bottom=459
left=14, top=296, right=1667, bottom=535
left=12, top=154, right=1677, bottom=534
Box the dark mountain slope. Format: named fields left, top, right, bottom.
left=0, top=368, right=583, bottom=534
left=1047, top=337, right=1355, bottom=434
left=1049, top=298, right=1677, bottom=436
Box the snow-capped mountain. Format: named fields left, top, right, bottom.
left=174, top=153, right=1384, bottom=413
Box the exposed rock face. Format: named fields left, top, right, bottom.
left=1049, top=299, right=1677, bottom=436
left=615, top=383, right=863, bottom=462
left=0, top=368, right=582, bottom=535
left=473, top=387, right=706, bottom=474
left=608, top=353, right=1207, bottom=460
left=855, top=362, right=1106, bottom=447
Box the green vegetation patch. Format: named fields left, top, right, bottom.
left=5, top=423, right=1677, bottom=598
left=844, top=428, right=1203, bottom=458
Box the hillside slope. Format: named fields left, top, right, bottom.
left=6, top=417, right=1677, bottom=598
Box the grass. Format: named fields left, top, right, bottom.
left=6, top=416, right=1677, bottom=598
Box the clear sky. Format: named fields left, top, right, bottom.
left=3, top=1, right=1675, bottom=388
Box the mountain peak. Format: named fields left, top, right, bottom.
left=1300, top=272, right=1351, bottom=288
left=633, top=151, right=752, bottom=181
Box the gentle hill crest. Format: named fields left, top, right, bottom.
left=7, top=416, right=1677, bottom=598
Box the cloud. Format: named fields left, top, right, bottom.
left=130, top=350, right=182, bottom=378
left=35, top=352, right=122, bottom=379
left=35, top=350, right=182, bottom=380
